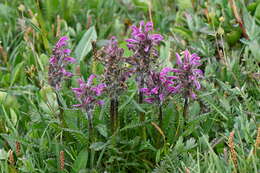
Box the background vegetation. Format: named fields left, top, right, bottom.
left=0, top=0, right=259, bottom=172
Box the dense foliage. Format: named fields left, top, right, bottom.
left=0, top=0, right=259, bottom=172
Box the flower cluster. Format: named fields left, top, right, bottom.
left=96, top=36, right=131, bottom=98
left=126, top=21, right=163, bottom=88
left=48, top=36, right=76, bottom=90
left=171, top=50, right=203, bottom=99
left=72, top=75, right=106, bottom=112
left=140, top=68, right=178, bottom=105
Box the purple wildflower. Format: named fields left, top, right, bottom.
left=125, top=21, right=163, bottom=89
left=72, top=75, right=106, bottom=110
left=48, top=36, right=76, bottom=90
left=140, top=68, right=177, bottom=105
left=95, top=36, right=131, bottom=98
left=172, top=49, right=203, bottom=99
left=72, top=75, right=106, bottom=137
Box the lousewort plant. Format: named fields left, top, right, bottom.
left=48, top=36, right=76, bottom=126
left=72, top=75, right=106, bottom=139
left=172, top=50, right=203, bottom=120
left=126, top=21, right=163, bottom=136
left=48, top=36, right=76, bottom=90
left=95, top=36, right=131, bottom=133
left=140, top=68, right=179, bottom=127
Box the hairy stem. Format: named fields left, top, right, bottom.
left=183, top=96, right=189, bottom=121
left=55, top=92, right=67, bottom=128
left=86, top=110, right=93, bottom=142
left=110, top=97, right=119, bottom=134
left=138, top=78, right=146, bottom=140
left=159, top=104, right=163, bottom=128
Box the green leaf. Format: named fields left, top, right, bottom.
left=89, top=142, right=106, bottom=151
left=131, top=100, right=146, bottom=113
left=96, top=124, right=108, bottom=138
left=10, top=61, right=24, bottom=86
left=9, top=108, right=17, bottom=126
left=74, top=26, right=97, bottom=61
left=72, top=149, right=89, bottom=173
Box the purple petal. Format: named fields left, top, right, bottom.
left=49, top=57, right=57, bottom=64
left=144, top=97, right=155, bottom=104
left=167, top=76, right=178, bottom=80
left=159, top=94, right=164, bottom=101
left=175, top=53, right=182, bottom=66
left=183, top=49, right=190, bottom=63
left=151, top=87, right=159, bottom=94
left=171, top=68, right=183, bottom=73
left=145, top=21, right=153, bottom=32
left=73, top=104, right=82, bottom=107
left=135, top=33, right=146, bottom=41
left=92, top=83, right=106, bottom=96
left=126, top=38, right=138, bottom=43
left=61, top=68, right=73, bottom=77
left=139, top=21, right=144, bottom=31
left=97, top=100, right=105, bottom=105
left=56, top=36, right=68, bottom=48
left=190, top=91, right=197, bottom=99
left=193, top=80, right=201, bottom=90
left=63, top=49, right=71, bottom=54
left=64, top=57, right=76, bottom=63
left=127, top=44, right=135, bottom=49
left=150, top=34, right=163, bottom=42
left=161, top=67, right=173, bottom=74
left=131, top=25, right=139, bottom=36
left=144, top=45, right=150, bottom=52
left=87, top=74, right=96, bottom=86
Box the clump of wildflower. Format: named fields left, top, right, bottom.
left=172, top=49, right=203, bottom=99
left=48, top=36, right=76, bottom=90
left=126, top=21, right=163, bottom=89
left=72, top=75, right=106, bottom=135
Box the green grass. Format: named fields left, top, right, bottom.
left=0, top=0, right=259, bottom=172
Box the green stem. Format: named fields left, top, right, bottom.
left=86, top=110, right=94, bottom=143
left=55, top=92, right=67, bottom=128
left=183, top=96, right=189, bottom=122
left=139, top=87, right=146, bottom=140
left=159, top=104, right=163, bottom=128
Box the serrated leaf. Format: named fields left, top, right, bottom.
left=74, top=26, right=97, bottom=61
